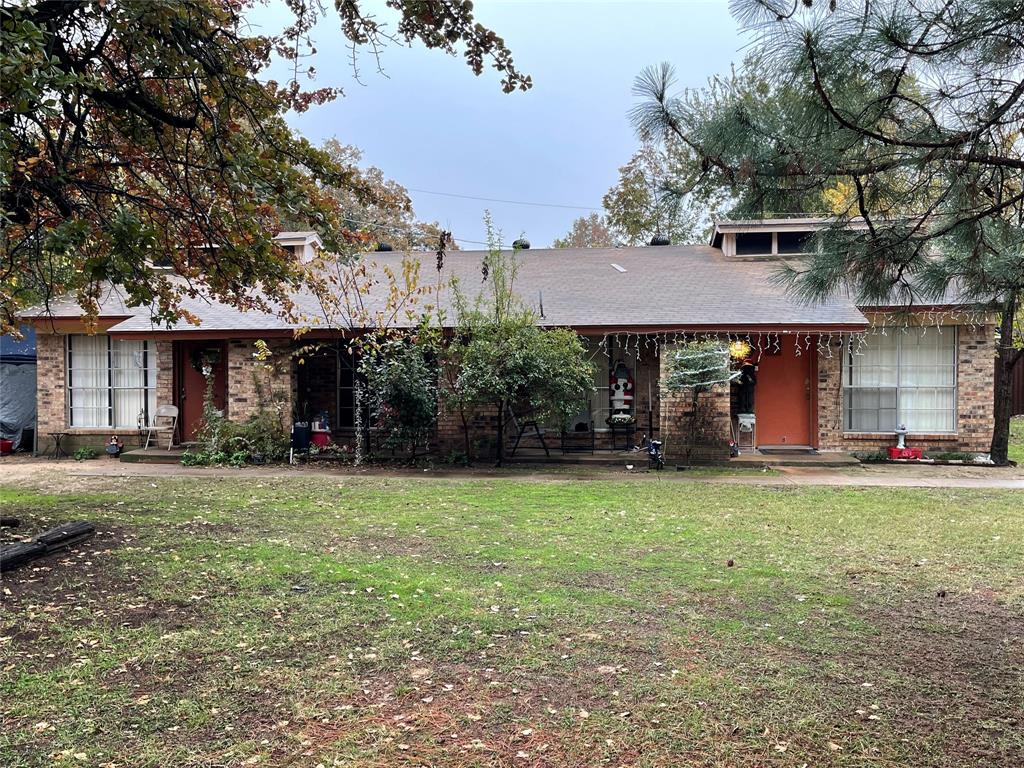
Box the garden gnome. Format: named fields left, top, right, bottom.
left=106, top=434, right=124, bottom=458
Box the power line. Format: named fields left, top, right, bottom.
left=406, top=187, right=602, bottom=211
left=342, top=215, right=491, bottom=247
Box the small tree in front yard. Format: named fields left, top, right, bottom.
left=664, top=340, right=735, bottom=463
left=448, top=218, right=594, bottom=465
left=455, top=317, right=593, bottom=465
left=360, top=331, right=439, bottom=458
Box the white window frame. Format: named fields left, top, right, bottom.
left=843, top=328, right=958, bottom=434
left=66, top=335, right=156, bottom=429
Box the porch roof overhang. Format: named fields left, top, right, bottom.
left=107, top=327, right=298, bottom=341
left=106, top=321, right=870, bottom=341
left=567, top=321, right=868, bottom=335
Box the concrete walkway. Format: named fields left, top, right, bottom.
left=2, top=456, right=1023, bottom=489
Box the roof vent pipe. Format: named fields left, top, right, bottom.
left=649, top=234, right=671, bottom=246
left=513, top=238, right=530, bottom=250
left=375, top=242, right=394, bottom=252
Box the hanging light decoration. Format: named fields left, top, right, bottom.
left=728, top=339, right=753, bottom=361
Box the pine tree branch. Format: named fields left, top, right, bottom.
left=804, top=37, right=1024, bottom=152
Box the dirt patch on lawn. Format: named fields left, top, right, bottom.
left=640, top=581, right=1024, bottom=767
left=327, top=530, right=440, bottom=561
left=0, top=521, right=210, bottom=662
left=715, top=588, right=1023, bottom=766
left=276, top=659, right=676, bottom=768
left=1, top=522, right=132, bottom=602
left=858, top=590, right=1024, bottom=765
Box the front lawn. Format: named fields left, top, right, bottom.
left=1, top=475, right=1021, bottom=767
left=1010, top=414, right=1024, bottom=465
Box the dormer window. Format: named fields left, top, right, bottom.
left=777, top=231, right=813, bottom=254
left=735, top=232, right=774, bottom=255
left=711, top=218, right=832, bottom=257
left=732, top=230, right=813, bottom=256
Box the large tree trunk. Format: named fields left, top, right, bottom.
left=990, top=293, right=1022, bottom=465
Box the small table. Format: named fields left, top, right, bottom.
left=47, top=431, right=69, bottom=460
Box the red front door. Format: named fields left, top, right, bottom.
left=175, top=341, right=228, bottom=441
left=754, top=335, right=813, bottom=447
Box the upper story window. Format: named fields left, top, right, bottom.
left=734, top=232, right=773, bottom=255
left=67, top=335, right=157, bottom=428
left=777, top=231, right=813, bottom=254
left=732, top=230, right=814, bottom=256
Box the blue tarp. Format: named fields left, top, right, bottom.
left=1, top=326, right=37, bottom=450
left=1, top=326, right=36, bottom=362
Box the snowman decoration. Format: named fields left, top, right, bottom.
left=609, top=361, right=635, bottom=421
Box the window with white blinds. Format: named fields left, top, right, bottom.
left=67, top=336, right=157, bottom=428
left=844, top=328, right=957, bottom=433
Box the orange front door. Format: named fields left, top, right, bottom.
left=754, top=336, right=813, bottom=447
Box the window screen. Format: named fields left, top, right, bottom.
left=776, top=231, right=813, bottom=254
left=844, top=328, right=956, bottom=433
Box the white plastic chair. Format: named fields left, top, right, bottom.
left=143, top=405, right=179, bottom=450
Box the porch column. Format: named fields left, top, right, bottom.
left=34, top=332, right=66, bottom=444
left=657, top=344, right=732, bottom=461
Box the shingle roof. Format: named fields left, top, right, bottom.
left=21, top=284, right=137, bottom=320
left=32, top=244, right=990, bottom=335
left=413, top=245, right=868, bottom=329
left=86, top=245, right=867, bottom=334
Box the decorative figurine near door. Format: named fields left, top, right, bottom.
left=106, top=434, right=124, bottom=458
left=609, top=361, right=634, bottom=419
left=737, top=356, right=757, bottom=414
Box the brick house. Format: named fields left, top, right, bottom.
left=21, top=219, right=997, bottom=460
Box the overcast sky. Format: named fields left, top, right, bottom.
left=249, top=1, right=746, bottom=248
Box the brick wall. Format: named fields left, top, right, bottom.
left=817, top=320, right=995, bottom=454
left=32, top=323, right=996, bottom=459
left=35, top=332, right=65, bottom=444
left=658, top=344, right=732, bottom=462
left=226, top=338, right=295, bottom=428
left=435, top=381, right=499, bottom=461
left=154, top=341, right=174, bottom=408
left=956, top=324, right=997, bottom=451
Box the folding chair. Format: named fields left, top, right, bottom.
left=508, top=407, right=550, bottom=458
left=143, top=405, right=179, bottom=450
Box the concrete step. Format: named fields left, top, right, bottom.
left=119, top=448, right=185, bottom=464
left=730, top=451, right=860, bottom=468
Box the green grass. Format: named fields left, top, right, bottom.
left=2, top=475, right=1022, bottom=767
left=1009, top=414, right=1024, bottom=464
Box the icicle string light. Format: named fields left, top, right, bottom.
left=575, top=308, right=990, bottom=370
